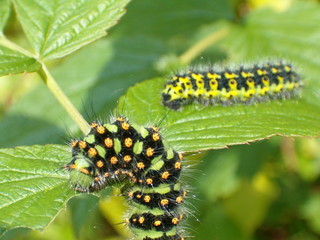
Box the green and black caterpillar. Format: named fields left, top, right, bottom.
left=162, top=62, right=302, bottom=110
left=65, top=116, right=186, bottom=240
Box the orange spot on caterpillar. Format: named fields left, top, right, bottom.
left=70, top=140, right=78, bottom=147
left=96, top=160, right=104, bottom=168
left=124, top=138, right=133, bottom=148
left=161, top=171, right=170, bottom=179
left=80, top=168, right=90, bottom=175
left=138, top=217, right=145, bottom=224
left=88, top=148, right=97, bottom=156
left=144, top=195, right=151, bottom=203
left=154, top=220, right=162, bottom=226
left=104, top=138, right=113, bottom=148
left=146, top=147, right=154, bottom=157
left=137, top=162, right=145, bottom=169
left=124, top=155, right=132, bottom=162
left=172, top=217, right=179, bottom=225
left=160, top=199, right=169, bottom=205
left=152, top=133, right=160, bottom=141
left=78, top=141, right=87, bottom=149
left=96, top=125, right=106, bottom=134
left=110, top=156, right=118, bottom=165
left=146, top=178, right=153, bottom=185
left=122, top=122, right=130, bottom=130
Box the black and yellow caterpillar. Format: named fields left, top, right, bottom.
left=162, top=62, right=302, bottom=110
left=65, top=116, right=186, bottom=240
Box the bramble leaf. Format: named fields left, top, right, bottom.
left=0, top=0, right=11, bottom=34
left=13, top=0, right=130, bottom=59
left=0, top=46, right=41, bottom=76
left=0, top=145, right=74, bottom=232
left=117, top=78, right=320, bottom=152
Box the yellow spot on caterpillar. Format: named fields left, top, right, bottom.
left=124, top=155, right=132, bottom=162
left=161, top=171, right=170, bottom=179
left=79, top=141, right=87, bottom=149
left=128, top=192, right=133, bottom=198
left=241, top=71, right=254, bottom=78
left=191, top=73, right=204, bottom=81
left=262, top=76, right=270, bottom=85
left=284, top=65, right=291, bottom=72
left=225, top=72, right=238, bottom=79
left=96, top=125, right=106, bottom=134
left=96, top=160, right=104, bottom=168
left=146, top=147, right=155, bottom=157
left=104, top=138, right=113, bottom=148
left=94, top=177, right=99, bottom=182
left=246, top=78, right=255, bottom=88
left=144, top=195, right=151, bottom=203
left=88, top=148, right=97, bottom=156
left=124, top=138, right=133, bottom=148
left=136, top=194, right=142, bottom=199
left=104, top=172, right=109, bottom=177
left=277, top=76, right=284, bottom=83
left=257, top=69, right=268, bottom=75
left=154, top=220, right=162, bottom=226
left=178, top=153, right=183, bottom=160
left=161, top=199, right=169, bottom=205
left=207, top=72, right=221, bottom=80
left=227, top=79, right=239, bottom=98
left=110, top=156, right=118, bottom=165
left=137, top=162, right=145, bottom=169
left=90, top=122, right=98, bottom=128
left=271, top=67, right=279, bottom=74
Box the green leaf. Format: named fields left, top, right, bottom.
left=0, top=45, right=41, bottom=76
left=117, top=78, right=320, bottom=153
left=0, top=145, right=75, bottom=232
left=0, top=0, right=11, bottom=34
left=13, top=0, right=130, bottom=60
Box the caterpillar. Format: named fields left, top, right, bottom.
left=65, top=116, right=186, bottom=240
left=162, top=62, right=302, bottom=110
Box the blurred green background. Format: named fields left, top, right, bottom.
left=1, top=0, right=320, bottom=239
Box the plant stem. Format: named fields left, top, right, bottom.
left=1, top=35, right=90, bottom=134
left=38, top=64, right=91, bottom=134
left=0, top=36, right=34, bottom=57
left=178, top=26, right=230, bottom=65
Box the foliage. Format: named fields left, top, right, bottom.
left=0, top=0, right=320, bottom=240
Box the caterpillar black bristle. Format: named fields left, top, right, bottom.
left=162, top=61, right=303, bottom=110
left=65, top=116, right=186, bottom=240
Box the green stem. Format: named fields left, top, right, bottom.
left=178, top=26, right=230, bottom=65
left=0, top=36, right=35, bottom=57
left=0, top=36, right=90, bottom=134
left=38, top=65, right=90, bottom=134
